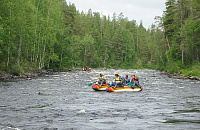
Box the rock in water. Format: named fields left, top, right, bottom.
left=38, top=92, right=48, bottom=96
left=27, top=78, right=31, bottom=80
left=77, top=109, right=85, bottom=114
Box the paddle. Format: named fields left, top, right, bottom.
left=88, top=83, right=93, bottom=86
left=88, top=81, right=97, bottom=86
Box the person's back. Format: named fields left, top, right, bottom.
left=131, top=74, right=140, bottom=87
left=122, top=75, right=129, bottom=85
left=125, top=76, right=130, bottom=84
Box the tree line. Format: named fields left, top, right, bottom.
left=162, top=0, right=200, bottom=74
left=0, top=0, right=199, bottom=76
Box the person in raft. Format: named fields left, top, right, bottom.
left=82, top=67, right=87, bottom=71
left=88, top=68, right=92, bottom=72
left=110, top=74, right=122, bottom=88
left=98, top=73, right=106, bottom=86
left=121, top=75, right=130, bottom=85
left=131, top=74, right=141, bottom=87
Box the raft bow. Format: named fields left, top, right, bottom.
left=92, top=83, right=109, bottom=91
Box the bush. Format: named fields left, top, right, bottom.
left=181, top=63, right=200, bottom=77
left=10, top=64, right=24, bottom=76
left=0, top=62, right=6, bottom=71
left=135, top=59, right=143, bottom=69
left=165, top=61, right=180, bottom=74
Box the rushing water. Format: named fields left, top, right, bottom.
left=0, top=69, right=200, bottom=130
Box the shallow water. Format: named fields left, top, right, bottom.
left=0, top=69, right=200, bottom=130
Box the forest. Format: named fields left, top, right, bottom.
left=0, top=0, right=200, bottom=77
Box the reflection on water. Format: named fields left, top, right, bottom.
left=0, top=69, right=200, bottom=129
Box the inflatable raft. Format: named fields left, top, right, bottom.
left=106, top=86, right=143, bottom=92
left=92, top=83, right=109, bottom=91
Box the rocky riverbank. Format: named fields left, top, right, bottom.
left=0, top=68, right=82, bottom=80
left=0, top=70, right=52, bottom=80
left=160, top=71, right=200, bottom=81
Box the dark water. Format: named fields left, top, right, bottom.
left=0, top=69, right=200, bottom=130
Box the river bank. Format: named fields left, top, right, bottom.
left=0, top=68, right=82, bottom=80
left=160, top=70, right=200, bottom=81
left=1, top=68, right=200, bottom=81
left=0, top=70, right=53, bottom=80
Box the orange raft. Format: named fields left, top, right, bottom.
left=106, top=86, right=143, bottom=92
left=92, top=83, right=109, bottom=91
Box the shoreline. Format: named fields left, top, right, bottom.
left=1, top=68, right=199, bottom=81
left=0, top=68, right=82, bottom=80
left=160, top=70, right=200, bottom=81
left=0, top=70, right=53, bottom=80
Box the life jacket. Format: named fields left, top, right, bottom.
left=115, top=76, right=121, bottom=83
left=100, top=76, right=105, bottom=81
left=132, top=76, right=138, bottom=81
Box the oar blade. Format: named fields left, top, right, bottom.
left=88, top=83, right=93, bottom=86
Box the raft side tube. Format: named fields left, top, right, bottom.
left=92, top=84, right=108, bottom=91
left=106, top=86, right=143, bottom=92
left=92, top=85, right=99, bottom=90
left=106, top=87, right=114, bottom=92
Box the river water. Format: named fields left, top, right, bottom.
left=0, top=69, right=200, bottom=130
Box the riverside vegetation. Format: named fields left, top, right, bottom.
left=0, top=0, right=200, bottom=79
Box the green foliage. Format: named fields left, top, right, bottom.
left=165, top=61, right=180, bottom=74
left=163, top=0, right=200, bottom=64
left=0, top=0, right=65, bottom=72
left=181, top=63, right=200, bottom=77
left=9, top=64, right=24, bottom=76
left=0, top=62, right=6, bottom=71
left=0, top=0, right=199, bottom=79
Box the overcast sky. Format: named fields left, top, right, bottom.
left=66, top=0, right=167, bottom=29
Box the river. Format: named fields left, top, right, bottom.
left=0, top=69, right=200, bottom=130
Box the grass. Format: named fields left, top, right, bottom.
left=180, top=63, right=200, bottom=77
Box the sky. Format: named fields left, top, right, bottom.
left=66, top=0, right=167, bottom=29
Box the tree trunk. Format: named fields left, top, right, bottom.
left=197, top=47, right=199, bottom=62
left=17, top=36, right=22, bottom=64
left=104, top=59, right=106, bottom=69
left=101, top=18, right=103, bottom=39
left=137, top=27, right=139, bottom=54
left=162, top=25, right=170, bottom=63
left=90, top=49, right=93, bottom=67
left=180, top=0, right=184, bottom=64
left=7, top=47, right=10, bottom=68
left=60, top=51, right=63, bottom=68
left=83, top=45, right=86, bottom=67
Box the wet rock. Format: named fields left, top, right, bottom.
left=26, top=77, right=31, bottom=80
left=189, top=76, right=199, bottom=80
left=76, top=109, right=86, bottom=114
left=11, top=75, right=19, bottom=79
left=59, top=69, right=71, bottom=72
left=38, top=92, right=48, bottom=96
left=0, top=74, right=12, bottom=79
left=160, top=70, right=200, bottom=81
left=0, top=68, right=84, bottom=80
